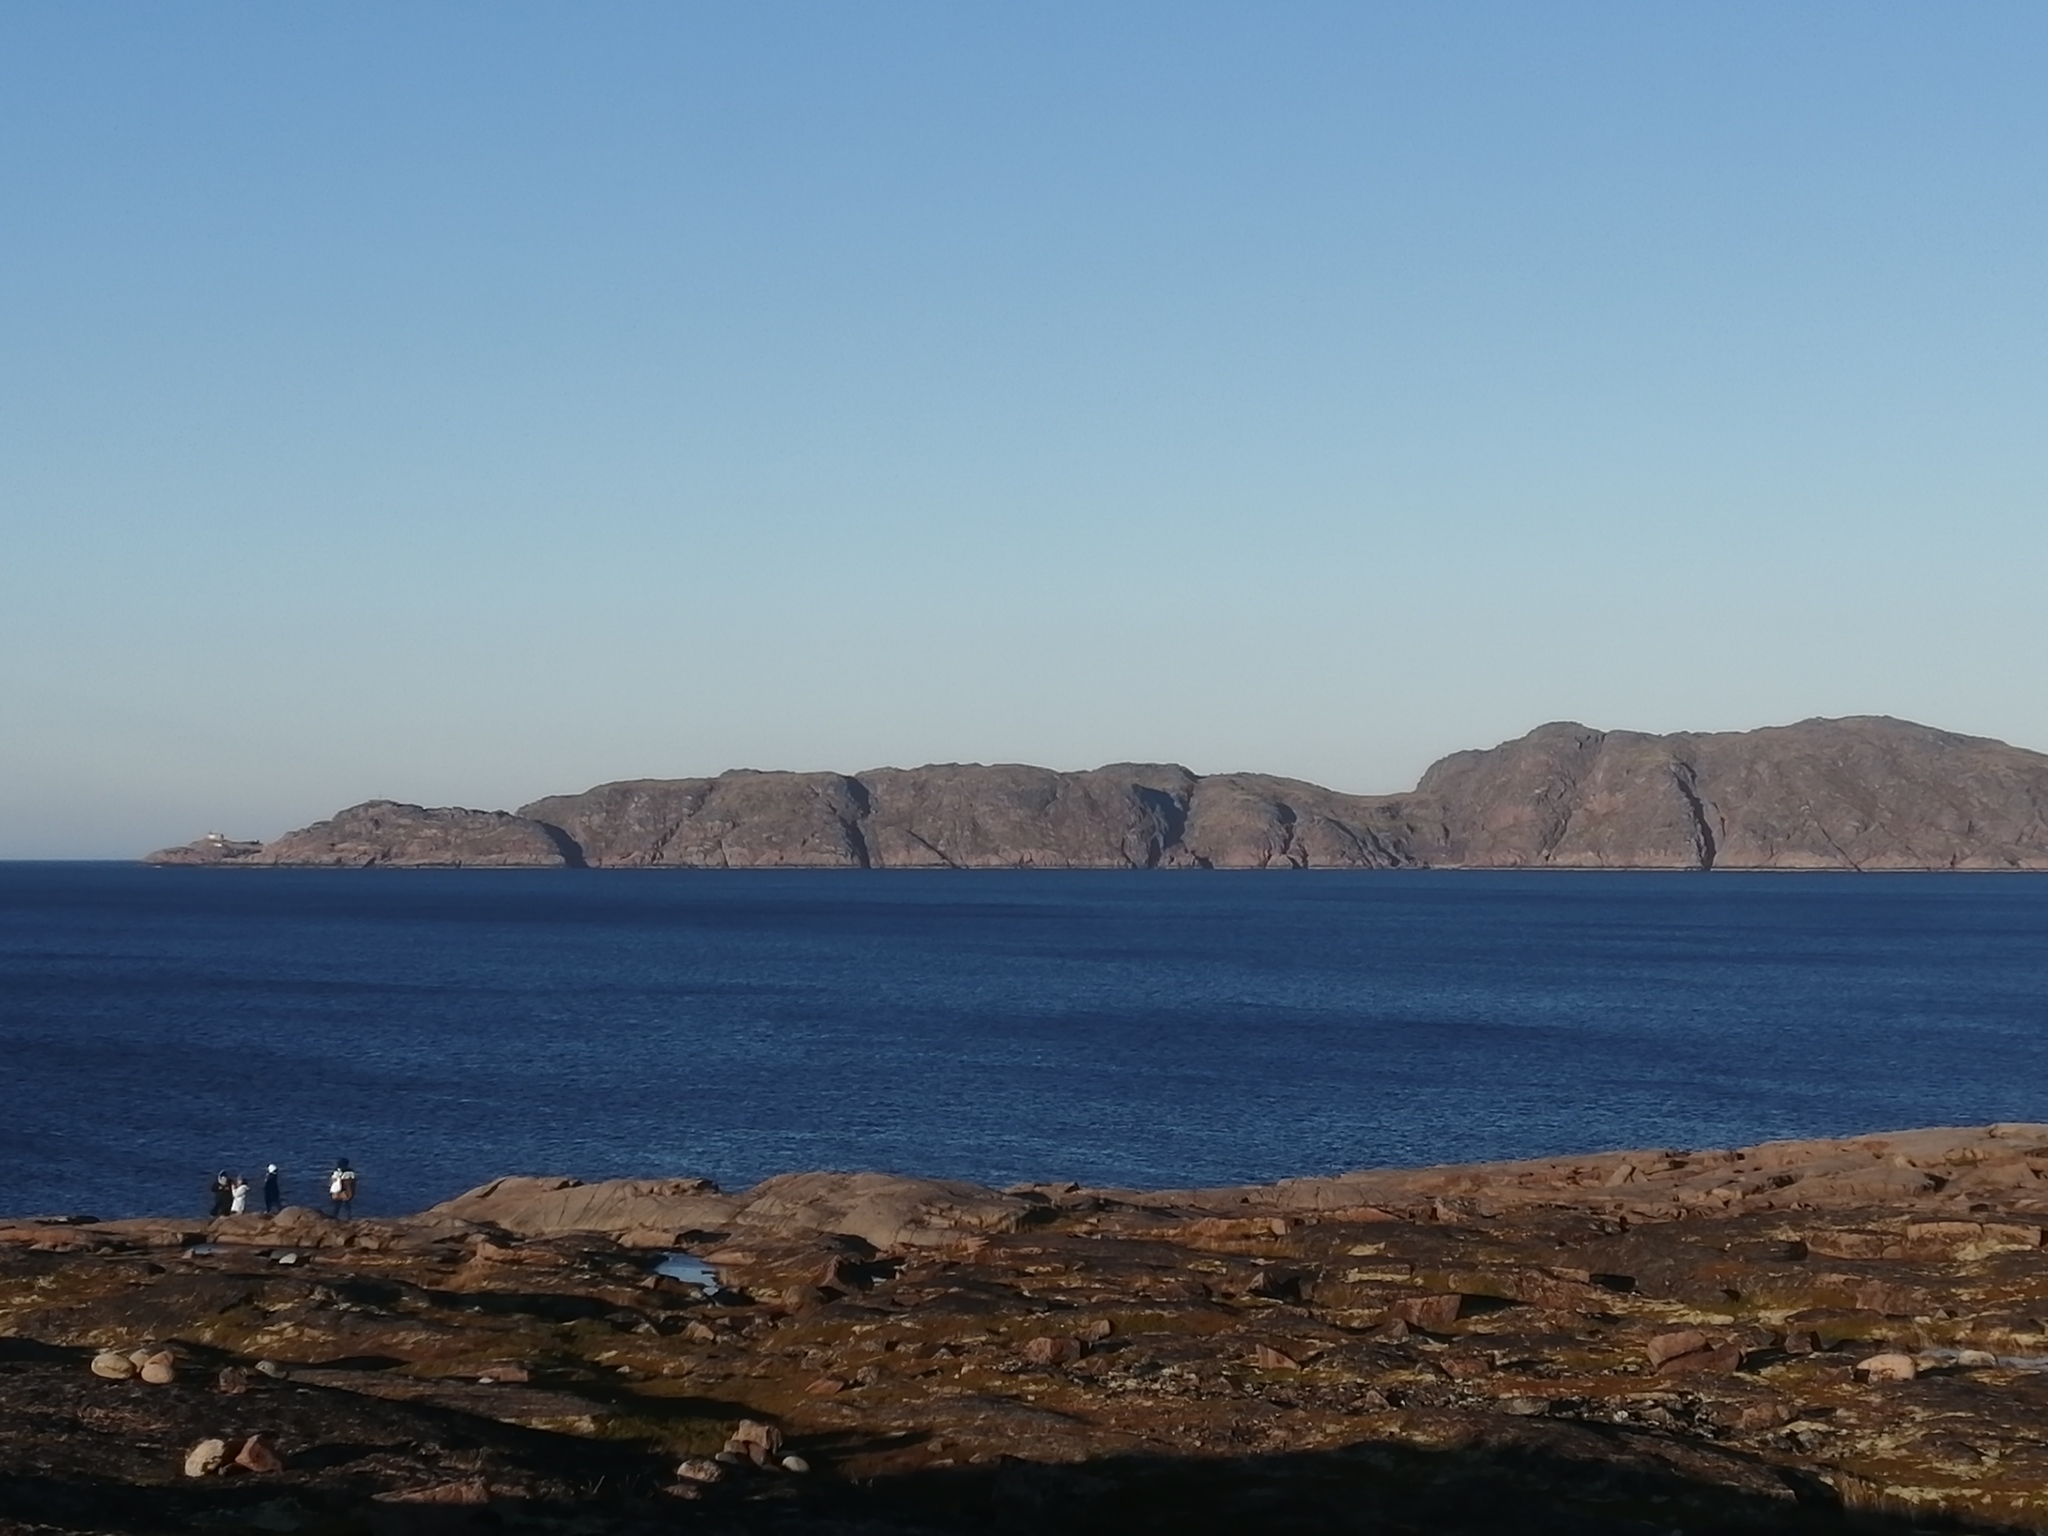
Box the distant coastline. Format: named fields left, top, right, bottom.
left=147, top=714, right=2048, bottom=873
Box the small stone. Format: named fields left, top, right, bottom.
left=1781, top=1330, right=1816, bottom=1355
left=1954, top=1349, right=1998, bottom=1368
left=725, top=1418, right=783, bottom=1466
left=235, top=1434, right=285, bottom=1473
left=184, top=1438, right=228, bottom=1478
left=1498, top=1395, right=1550, bottom=1416
left=1251, top=1344, right=1300, bottom=1371
left=1856, top=1351, right=1918, bottom=1382
left=683, top=1321, right=720, bottom=1344
left=780, top=1454, right=811, bottom=1474
left=1021, top=1335, right=1085, bottom=1367
left=139, top=1351, right=178, bottom=1385
left=275, top=1252, right=300, bottom=1265
left=660, top=1482, right=702, bottom=1500
left=805, top=1376, right=844, bottom=1396
left=1646, top=1329, right=1709, bottom=1367
left=128, top=1348, right=156, bottom=1368
left=254, top=1359, right=289, bottom=1379
left=1439, top=1351, right=1493, bottom=1380
left=217, top=1367, right=250, bottom=1395
left=90, top=1351, right=136, bottom=1380
left=1081, top=1319, right=1115, bottom=1342
left=674, top=1458, right=724, bottom=1484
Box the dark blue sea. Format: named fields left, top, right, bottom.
left=3, top=863, right=2046, bottom=1221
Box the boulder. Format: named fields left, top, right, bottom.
left=731, top=1171, right=1040, bottom=1250
left=427, top=1176, right=736, bottom=1240
left=724, top=1419, right=783, bottom=1466
left=89, top=1351, right=135, bottom=1380
left=1021, top=1336, right=1086, bottom=1367
left=1856, top=1352, right=1919, bottom=1382
left=1657, top=1344, right=1744, bottom=1376
left=1646, top=1329, right=1710, bottom=1367
left=183, top=1439, right=227, bottom=1478
left=234, top=1434, right=284, bottom=1473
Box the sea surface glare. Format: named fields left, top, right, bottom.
left=3, top=864, right=2046, bottom=1220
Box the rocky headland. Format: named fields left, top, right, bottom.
left=144, top=716, right=2048, bottom=873
left=13, top=1126, right=2048, bottom=1532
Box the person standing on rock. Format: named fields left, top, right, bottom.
left=210, top=1172, right=232, bottom=1218
left=328, top=1159, right=356, bottom=1219
left=229, top=1174, right=249, bottom=1215
left=263, top=1164, right=282, bottom=1215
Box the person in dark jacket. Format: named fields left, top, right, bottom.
left=262, top=1164, right=282, bottom=1215
left=209, top=1171, right=232, bottom=1218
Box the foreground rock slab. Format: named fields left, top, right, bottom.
left=11, top=1124, right=2048, bottom=1532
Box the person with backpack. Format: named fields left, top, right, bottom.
left=328, top=1159, right=356, bottom=1220
left=263, top=1164, right=282, bottom=1215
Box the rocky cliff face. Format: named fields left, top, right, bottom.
left=1418, top=717, right=2048, bottom=870
left=149, top=800, right=585, bottom=869
left=146, top=716, right=2048, bottom=870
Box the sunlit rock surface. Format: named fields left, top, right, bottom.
left=151, top=716, right=2048, bottom=870
left=11, top=1124, right=2048, bottom=1531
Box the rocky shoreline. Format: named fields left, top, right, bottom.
left=10, top=1126, right=2048, bottom=1532
left=146, top=716, right=2048, bottom=871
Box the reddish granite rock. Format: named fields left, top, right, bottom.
left=15, top=1123, right=2048, bottom=1533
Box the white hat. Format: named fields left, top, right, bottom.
left=267, top=1164, right=278, bottom=1173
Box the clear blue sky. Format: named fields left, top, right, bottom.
left=3, top=3, right=2044, bottom=857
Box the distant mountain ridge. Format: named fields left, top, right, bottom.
left=145, top=716, right=2048, bottom=871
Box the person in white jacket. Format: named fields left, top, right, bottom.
left=328, top=1159, right=357, bottom=1220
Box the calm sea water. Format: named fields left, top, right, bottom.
left=2, top=863, right=2045, bottom=1220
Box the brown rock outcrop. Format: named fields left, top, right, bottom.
left=429, top=1175, right=738, bottom=1241
left=1414, top=716, right=2048, bottom=869
left=237, top=800, right=582, bottom=868
left=20, top=1124, right=2048, bottom=1532
left=426, top=1169, right=1040, bottom=1252
left=141, top=833, right=265, bottom=866
left=147, top=715, right=2048, bottom=870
